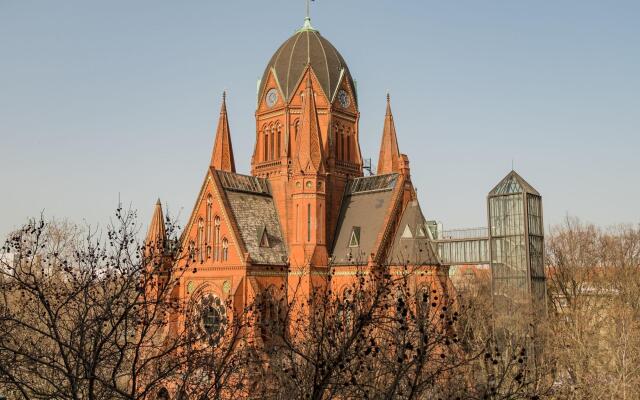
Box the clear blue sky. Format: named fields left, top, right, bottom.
left=1, top=0, right=639, bottom=239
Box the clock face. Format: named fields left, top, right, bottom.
left=266, top=88, right=278, bottom=107
left=337, top=89, right=350, bottom=108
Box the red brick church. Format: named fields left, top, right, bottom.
left=145, top=16, right=447, bottom=339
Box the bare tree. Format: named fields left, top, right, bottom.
left=0, top=209, right=250, bottom=400
left=546, top=217, right=640, bottom=399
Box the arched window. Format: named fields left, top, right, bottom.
left=222, top=238, right=229, bottom=261
left=346, top=129, right=352, bottom=162
left=157, top=387, right=170, bottom=400
left=318, top=204, right=322, bottom=244
left=269, top=124, right=275, bottom=160
left=214, top=216, right=221, bottom=261
left=197, top=219, right=204, bottom=263
left=295, top=204, right=299, bottom=242
left=260, top=287, right=284, bottom=345
left=263, top=128, right=269, bottom=161
left=206, top=195, right=212, bottom=247
left=188, top=241, right=195, bottom=262
left=276, top=124, right=281, bottom=158
left=307, top=204, right=311, bottom=242
left=336, top=124, right=342, bottom=160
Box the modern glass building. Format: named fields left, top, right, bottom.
left=487, top=170, right=545, bottom=318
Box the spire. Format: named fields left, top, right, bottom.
left=377, top=93, right=402, bottom=175
left=295, top=71, right=325, bottom=174
left=145, top=199, right=167, bottom=248
left=210, top=91, right=236, bottom=172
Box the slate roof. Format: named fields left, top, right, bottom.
left=258, top=25, right=356, bottom=104
left=331, top=174, right=398, bottom=265
left=216, top=171, right=287, bottom=265
left=387, top=200, right=440, bottom=266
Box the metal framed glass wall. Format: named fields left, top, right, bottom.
left=487, top=171, right=546, bottom=316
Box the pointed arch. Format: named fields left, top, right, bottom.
left=197, top=218, right=204, bottom=262
left=206, top=194, right=213, bottom=245
left=214, top=216, right=221, bottom=261
left=222, top=237, right=229, bottom=261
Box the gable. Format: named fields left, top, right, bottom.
left=179, top=169, right=246, bottom=267
left=387, top=200, right=440, bottom=266
left=257, top=69, right=285, bottom=113
left=286, top=67, right=331, bottom=109
left=331, top=71, right=358, bottom=115
left=331, top=174, right=399, bottom=265
left=217, top=171, right=288, bottom=265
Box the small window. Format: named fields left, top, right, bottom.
left=349, top=227, right=361, bottom=247
left=402, top=225, right=413, bottom=239
left=222, top=238, right=229, bottom=261
left=258, top=226, right=270, bottom=248
left=416, top=224, right=426, bottom=238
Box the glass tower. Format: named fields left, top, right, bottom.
left=488, top=171, right=545, bottom=319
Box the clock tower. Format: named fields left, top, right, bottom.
left=251, top=17, right=362, bottom=268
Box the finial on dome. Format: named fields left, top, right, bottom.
left=299, top=0, right=316, bottom=32
left=300, top=16, right=315, bottom=31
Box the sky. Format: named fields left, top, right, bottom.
left=1, top=0, right=639, bottom=240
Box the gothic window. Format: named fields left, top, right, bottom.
left=349, top=226, right=361, bottom=247
left=197, top=219, right=204, bottom=263
left=157, top=388, right=170, bottom=400
left=222, top=238, right=229, bottom=261
left=276, top=124, right=281, bottom=158
left=295, top=204, right=299, bottom=242
left=416, top=285, right=431, bottom=321
left=206, top=195, right=213, bottom=246
left=269, top=124, right=275, bottom=160
left=346, top=129, right=352, bottom=161
left=259, top=288, right=284, bottom=346
left=338, top=125, right=344, bottom=160
left=294, top=120, right=300, bottom=142
left=188, top=241, right=195, bottom=262
left=336, top=288, right=355, bottom=333
left=214, top=216, right=221, bottom=261
left=307, top=204, right=311, bottom=242
left=318, top=204, right=322, bottom=244
left=263, top=127, right=269, bottom=161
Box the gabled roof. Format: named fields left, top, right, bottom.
left=489, top=170, right=540, bottom=196
left=387, top=200, right=440, bottom=266
left=216, top=171, right=287, bottom=265
left=331, top=174, right=400, bottom=265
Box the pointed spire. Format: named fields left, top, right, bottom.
left=210, top=91, right=236, bottom=172
left=145, top=199, right=167, bottom=247
left=377, top=93, right=402, bottom=175
left=295, top=71, right=325, bottom=174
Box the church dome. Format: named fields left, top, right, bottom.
left=258, top=18, right=356, bottom=106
